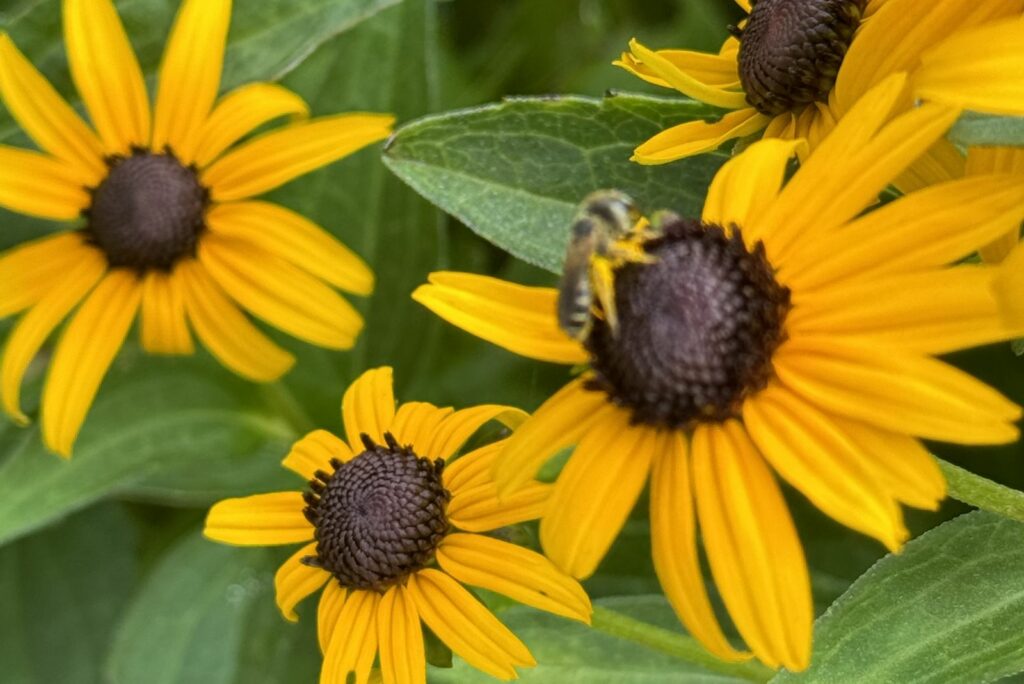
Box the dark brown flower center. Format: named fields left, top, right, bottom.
left=736, top=0, right=865, bottom=116
left=583, top=216, right=790, bottom=429
left=302, top=433, right=450, bottom=591
left=85, top=149, right=208, bottom=270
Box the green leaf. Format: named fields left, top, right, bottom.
left=0, top=503, right=138, bottom=684
left=383, top=92, right=727, bottom=273
left=774, top=511, right=1024, bottom=684
left=949, top=112, right=1024, bottom=148
left=429, top=595, right=751, bottom=683
left=106, top=531, right=271, bottom=684
left=0, top=355, right=293, bottom=547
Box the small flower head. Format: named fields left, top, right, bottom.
left=205, top=368, right=592, bottom=684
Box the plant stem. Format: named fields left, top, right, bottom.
left=940, top=458, right=1024, bottom=523
left=590, top=606, right=774, bottom=682
left=260, top=381, right=316, bottom=438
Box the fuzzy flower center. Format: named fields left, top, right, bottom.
left=736, top=0, right=865, bottom=116
left=584, top=216, right=791, bottom=429
left=85, top=149, right=208, bottom=270
left=302, top=433, right=450, bottom=591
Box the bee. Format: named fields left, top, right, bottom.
left=557, top=190, right=654, bottom=341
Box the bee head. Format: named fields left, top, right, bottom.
left=579, top=190, right=641, bottom=238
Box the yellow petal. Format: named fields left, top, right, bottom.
left=996, top=241, right=1024, bottom=325
left=438, top=533, right=592, bottom=623
left=702, top=138, right=805, bottom=236
left=893, top=139, right=965, bottom=194
left=203, top=113, right=395, bottom=201
left=0, top=233, right=98, bottom=318
left=275, top=542, right=330, bottom=622
left=494, top=378, right=608, bottom=495
left=389, top=402, right=453, bottom=452
left=915, top=17, right=1024, bottom=116
left=1, top=249, right=106, bottom=424
left=447, top=479, right=550, bottom=533
left=63, top=0, right=150, bottom=154
left=614, top=45, right=739, bottom=90
left=692, top=421, right=813, bottom=672
left=743, top=388, right=909, bottom=551
left=41, top=269, right=140, bottom=457
left=321, top=589, right=379, bottom=684
left=377, top=586, right=425, bottom=684
left=649, top=432, right=750, bottom=662
left=199, top=234, right=363, bottom=350
left=140, top=268, right=194, bottom=355
left=342, top=367, right=395, bottom=448
left=0, top=146, right=92, bottom=219
left=422, top=404, right=527, bottom=461
left=151, top=0, right=231, bottom=163
left=790, top=267, right=1023, bottom=354
left=540, top=407, right=652, bottom=579
left=632, top=108, right=769, bottom=165
left=195, top=83, right=309, bottom=168
left=317, top=582, right=347, bottom=654
left=177, top=259, right=295, bottom=381
left=775, top=337, right=1021, bottom=444
left=203, top=492, right=313, bottom=545
left=622, top=39, right=745, bottom=106
left=784, top=174, right=1024, bottom=291
left=444, top=440, right=501, bottom=493
left=407, top=568, right=534, bottom=681
left=207, top=200, right=373, bottom=295
left=413, top=272, right=586, bottom=365
left=968, top=146, right=1024, bottom=264
left=282, top=429, right=353, bottom=481
left=0, top=34, right=104, bottom=181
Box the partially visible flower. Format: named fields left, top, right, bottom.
left=617, top=0, right=1022, bottom=182
left=205, top=367, right=591, bottom=684
left=966, top=147, right=1024, bottom=264
left=0, top=0, right=393, bottom=456
left=414, top=74, right=1024, bottom=671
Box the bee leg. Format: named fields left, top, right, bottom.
left=591, top=257, right=620, bottom=336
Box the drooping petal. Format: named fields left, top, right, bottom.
left=194, top=83, right=309, bottom=168
left=177, top=259, right=295, bottom=381
left=317, top=582, right=347, bottom=654
left=413, top=272, right=587, bottom=365
left=789, top=267, right=1023, bottom=354
left=63, top=0, right=150, bottom=153
left=206, top=201, right=374, bottom=295
left=140, top=268, right=194, bottom=355
left=702, top=138, right=805, bottom=239
left=743, top=388, right=908, bottom=551
left=41, top=269, right=141, bottom=457
left=389, top=402, right=454, bottom=451
left=774, top=337, right=1021, bottom=444
left=649, top=431, right=749, bottom=662
left=540, top=408, right=653, bottom=579
left=783, top=174, right=1024, bottom=291
left=203, top=113, right=395, bottom=201
left=0, top=233, right=99, bottom=318
left=377, top=586, right=425, bottom=684
left=0, top=34, right=104, bottom=180
left=0, top=146, right=92, bottom=219
left=275, top=542, right=330, bottom=622
left=438, top=532, right=591, bottom=623
left=493, top=378, right=609, bottom=495
left=915, top=17, right=1024, bottom=117
left=422, top=404, right=527, bottom=461
left=199, top=234, right=363, bottom=350
left=1, top=250, right=106, bottom=424
left=204, top=492, right=313, bottom=545
left=632, top=108, right=769, bottom=165
left=691, top=421, right=812, bottom=672
left=321, top=589, right=379, bottom=684
left=151, top=0, right=231, bottom=163
left=282, top=429, right=353, bottom=481
left=342, top=367, right=396, bottom=448
left=622, top=39, right=747, bottom=108
left=408, top=568, right=534, bottom=681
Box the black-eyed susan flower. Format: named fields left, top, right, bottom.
left=413, top=74, right=1024, bottom=671
left=0, top=0, right=393, bottom=457
left=204, top=367, right=592, bottom=684
left=616, top=0, right=1023, bottom=179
